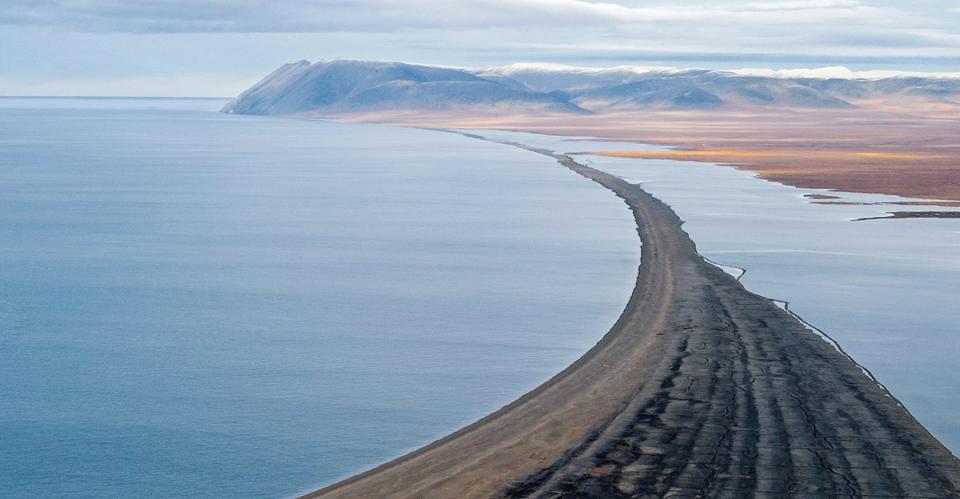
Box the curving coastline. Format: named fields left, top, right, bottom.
left=304, top=139, right=960, bottom=498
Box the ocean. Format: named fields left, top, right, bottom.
left=0, top=99, right=641, bottom=498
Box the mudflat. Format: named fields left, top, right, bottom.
left=305, top=141, right=960, bottom=498
left=340, top=106, right=960, bottom=203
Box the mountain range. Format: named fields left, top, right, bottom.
left=222, top=59, right=960, bottom=116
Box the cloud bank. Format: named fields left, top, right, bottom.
left=1, top=1, right=957, bottom=96
left=0, top=1, right=945, bottom=33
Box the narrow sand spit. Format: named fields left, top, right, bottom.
left=304, top=139, right=960, bottom=498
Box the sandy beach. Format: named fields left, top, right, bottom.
left=305, top=138, right=960, bottom=498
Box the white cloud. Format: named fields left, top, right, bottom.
left=731, top=66, right=960, bottom=79
left=478, top=0, right=897, bottom=24
left=0, top=0, right=914, bottom=32
left=1, top=0, right=958, bottom=96
left=493, top=62, right=960, bottom=80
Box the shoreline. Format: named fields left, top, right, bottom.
left=335, top=107, right=960, bottom=204
left=304, top=137, right=960, bottom=498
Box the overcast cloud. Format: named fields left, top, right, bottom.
left=0, top=0, right=957, bottom=96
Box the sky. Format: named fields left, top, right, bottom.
left=1, top=0, right=958, bottom=97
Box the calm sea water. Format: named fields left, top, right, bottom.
left=476, top=130, right=960, bottom=454
left=0, top=99, right=641, bottom=498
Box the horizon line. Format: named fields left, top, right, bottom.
left=0, top=95, right=231, bottom=100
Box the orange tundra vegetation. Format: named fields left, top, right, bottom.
left=345, top=104, right=960, bottom=203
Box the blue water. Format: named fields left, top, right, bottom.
left=476, top=130, right=960, bottom=454
left=0, top=100, right=641, bottom=498
left=591, top=157, right=960, bottom=454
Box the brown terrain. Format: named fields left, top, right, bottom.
left=340, top=103, right=960, bottom=204
left=854, top=211, right=960, bottom=221
left=305, top=138, right=960, bottom=498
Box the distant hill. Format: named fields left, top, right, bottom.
left=489, top=64, right=960, bottom=110
left=221, top=60, right=586, bottom=115
left=224, top=60, right=960, bottom=116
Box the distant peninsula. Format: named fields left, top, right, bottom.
left=223, top=59, right=960, bottom=115
left=220, top=60, right=960, bottom=497
left=224, top=60, right=960, bottom=203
